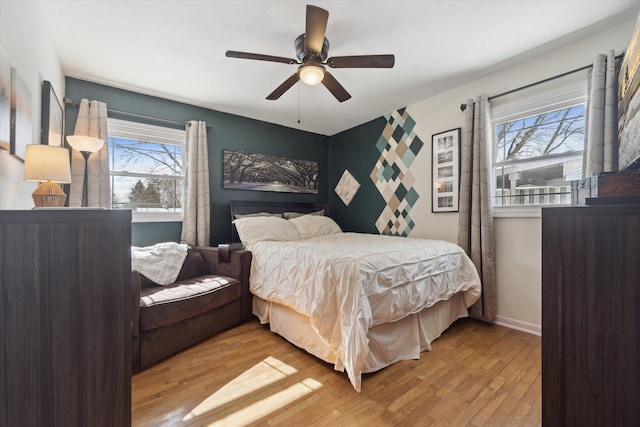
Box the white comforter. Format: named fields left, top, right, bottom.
left=247, top=232, right=482, bottom=391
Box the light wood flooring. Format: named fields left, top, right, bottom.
left=132, top=318, right=541, bottom=426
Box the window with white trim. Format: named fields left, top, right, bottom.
left=491, top=76, right=587, bottom=207
left=108, top=118, right=185, bottom=219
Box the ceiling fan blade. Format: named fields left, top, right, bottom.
left=305, top=5, right=329, bottom=55
left=266, top=73, right=300, bottom=100
left=327, top=54, right=395, bottom=68
left=226, top=50, right=297, bottom=65
left=321, top=72, right=351, bottom=102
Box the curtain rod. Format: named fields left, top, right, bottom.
left=63, top=97, right=211, bottom=131
left=459, top=53, right=624, bottom=111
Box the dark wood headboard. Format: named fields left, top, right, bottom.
left=229, top=200, right=329, bottom=242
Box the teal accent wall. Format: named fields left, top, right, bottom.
left=131, top=222, right=182, bottom=247
left=328, top=116, right=387, bottom=233
left=65, top=78, right=329, bottom=245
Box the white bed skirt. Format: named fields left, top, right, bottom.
left=253, top=293, right=469, bottom=374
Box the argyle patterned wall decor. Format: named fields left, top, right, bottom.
left=370, top=108, right=423, bottom=236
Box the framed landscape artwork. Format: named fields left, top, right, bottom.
left=41, top=80, right=64, bottom=147
left=223, top=149, right=319, bottom=194
left=432, top=128, right=461, bottom=212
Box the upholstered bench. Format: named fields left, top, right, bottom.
left=131, top=246, right=252, bottom=372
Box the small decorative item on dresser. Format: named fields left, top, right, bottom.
left=570, top=175, right=597, bottom=205
left=23, top=144, right=71, bottom=207
left=572, top=172, right=640, bottom=205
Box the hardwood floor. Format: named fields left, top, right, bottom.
left=132, top=318, right=541, bottom=426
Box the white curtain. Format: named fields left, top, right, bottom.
left=69, top=99, right=110, bottom=207
left=180, top=120, right=210, bottom=246
left=458, top=95, right=497, bottom=321
left=583, top=50, right=619, bottom=177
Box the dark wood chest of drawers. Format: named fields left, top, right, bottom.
left=542, top=205, right=640, bottom=426
left=0, top=210, right=132, bottom=426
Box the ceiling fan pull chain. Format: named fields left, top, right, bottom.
left=297, top=84, right=301, bottom=124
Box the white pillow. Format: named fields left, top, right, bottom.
left=233, top=216, right=300, bottom=244
left=289, top=215, right=342, bottom=239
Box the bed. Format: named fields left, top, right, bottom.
left=230, top=200, right=482, bottom=392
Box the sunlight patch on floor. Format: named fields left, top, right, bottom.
left=206, top=378, right=323, bottom=426
left=182, top=356, right=322, bottom=424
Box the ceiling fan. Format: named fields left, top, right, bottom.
left=226, top=4, right=395, bottom=102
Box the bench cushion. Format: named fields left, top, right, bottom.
left=139, top=275, right=240, bottom=332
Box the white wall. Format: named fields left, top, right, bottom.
left=0, top=1, right=64, bottom=209
left=405, top=17, right=636, bottom=334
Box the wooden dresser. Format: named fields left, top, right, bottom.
left=0, top=209, right=132, bottom=426
left=542, top=204, right=640, bottom=426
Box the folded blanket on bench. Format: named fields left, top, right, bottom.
left=131, top=242, right=188, bottom=285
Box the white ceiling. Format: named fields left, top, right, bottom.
left=39, top=0, right=639, bottom=136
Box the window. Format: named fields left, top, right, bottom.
left=108, top=118, right=185, bottom=221
left=491, top=76, right=587, bottom=208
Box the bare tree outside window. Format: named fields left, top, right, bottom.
left=496, top=105, right=584, bottom=161
left=109, top=135, right=183, bottom=212
left=494, top=104, right=585, bottom=206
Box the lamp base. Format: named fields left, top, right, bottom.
left=32, top=181, right=67, bottom=208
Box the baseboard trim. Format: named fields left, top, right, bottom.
left=493, top=315, right=541, bottom=336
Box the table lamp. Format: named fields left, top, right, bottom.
left=66, top=135, right=104, bottom=207
left=24, top=144, right=71, bottom=207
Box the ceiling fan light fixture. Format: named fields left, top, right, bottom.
left=228, top=5, right=392, bottom=102
left=298, top=64, right=325, bottom=86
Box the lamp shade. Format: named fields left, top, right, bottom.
left=24, top=144, right=71, bottom=183
left=66, top=135, right=104, bottom=153
left=298, top=64, right=325, bottom=86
